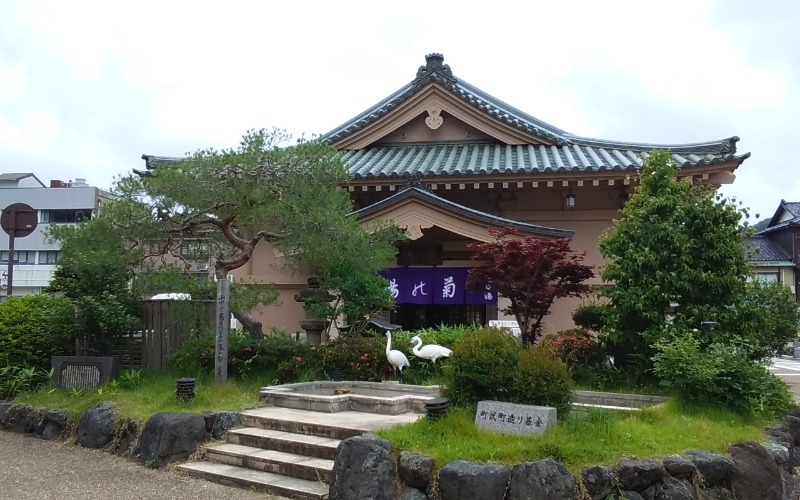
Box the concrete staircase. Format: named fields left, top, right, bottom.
left=177, top=406, right=420, bottom=499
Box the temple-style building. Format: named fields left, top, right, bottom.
left=145, top=54, right=751, bottom=336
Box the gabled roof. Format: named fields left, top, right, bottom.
left=350, top=185, right=573, bottom=239
left=745, top=236, right=792, bottom=263
left=325, top=54, right=750, bottom=181
left=0, top=173, right=45, bottom=186
left=757, top=200, right=800, bottom=235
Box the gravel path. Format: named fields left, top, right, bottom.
left=0, top=431, right=286, bottom=500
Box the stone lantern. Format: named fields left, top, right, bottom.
left=294, top=276, right=333, bottom=345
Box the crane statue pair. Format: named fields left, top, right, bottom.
left=385, top=330, right=452, bottom=381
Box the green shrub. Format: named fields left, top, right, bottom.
left=443, top=327, right=521, bottom=407
left=572, top=304, right=610, bottom=332
left=0, top=295, right=76, bottom=370
left=322, top=335, right=393, bottom=381
left=652, top=329, right=795, bottom=418
left=274, top=344, right=324, bottom=384
left=540, top=328, right=608, bottom=368
left=513, top=345, right=574, bottom=417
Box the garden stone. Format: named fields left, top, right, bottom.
left=784, top=416, right=800, bottom=445
left=686, top=450, right=733, bottom=487
left=640, top=485, right=656, bottom=499
left=399, top=451, right=434, bottom=491
left=0, top=401, right=11, bottom=425
left=111, top=417, right=140, bottom=456
left=41, top=410, right=69, bottom=440
left=614, top=459, right=666, bottom=492
left=138, top=412, right=206, bottom=468
left=438, top=460, right=510, bottom=500
left=581, top=465, right=615, bottom=500
left=508, top=458, right=575, bottom=500
left=202, top=411, right=217, bottom=433
left=210, top=411, right=241, bottom=440
left=662, top=455, right=696, bottom=480
left=400, top=486, right=428, bottom=500
left=77, top=401, right=116, bottom=448
left=728, top=441, right=782, bottom=500
left=329, top=434, right=398, bottom=500
left=763, top=441, right=791, bottom=469
left=705, top=486, right=735, bottom=500
left=764, top=427, right=800, bottom=468
left=620, top=492, right=645, bottom=500
left=5, top=405, right=38, bottom=433
left=654, top=476, right=695, bottom=500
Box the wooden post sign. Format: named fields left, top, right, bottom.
left=1, top=203, right=38, bottom=297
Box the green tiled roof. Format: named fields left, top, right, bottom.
left=325, top=54, right=750, bottom=180
left=350, top=186, right=573, bottom=238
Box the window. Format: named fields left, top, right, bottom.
left=39, top=251, right=61, bottom=264
left=0, top=251, right=36, bottom=264
left=181, top=241, right=210, bottom=260
left=755, top=273, right=779, bottom=283
left=40, top=209, right=92, bottom=224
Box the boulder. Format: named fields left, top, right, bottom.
left=0, top=401, right=11, bottom=424
left=764, top=427, right=800, bottom=468
left=508, top=459, right=576, bottom=500
left=328, top=434, right=398, bottom=500
left=4, top=405, right=38, bottom=433
left=655, top=476, right=695, bottom=500
left=111, top=417, right=140, bottom=456
left=210, top=411, right=241, bottom=440
left=705, top=486, right=735, bottom=500
left=77, top=401, right=116, bottom=448
left=581, top=465, right=615, bottom=500
left=202, top=411, right=218, bottom=433
left=399, top=451, right=434, bottom=491
left=662, top=455, right=696, bottom=480
left=614, top=459, right=666, bottom=492
left=784, top=416, right=800, bottom=446
left=620, top=492, right=645, bottom=500
left=400, top=486, right=428, bottom=500
left=138, top=412, right=206, bottom=468
left=686, top=450, right=733, bottom=487
left=438, top=461, right=510, bottom=500
left=762, top=441, right=790, bottom=470
left=40, top=410, right=69, bottom=440
left=728, top=441, right=782, bottom=500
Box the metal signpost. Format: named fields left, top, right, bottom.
left=1, top=203, right=38, bottom=298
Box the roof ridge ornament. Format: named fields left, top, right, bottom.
left=720, top=136, right=739, bottom=154
left=401, top=172, right=432, bottom=192
left=413, top=53, right=456, bottom=90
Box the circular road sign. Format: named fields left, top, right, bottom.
left=1, top=203, right=38, bottom=237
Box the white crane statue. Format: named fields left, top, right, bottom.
left=385, top=330, right=410, bottom=380
left=409, top=335, right=452, bottom=364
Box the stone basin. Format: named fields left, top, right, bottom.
left=259, top=381, right=441, bottom=415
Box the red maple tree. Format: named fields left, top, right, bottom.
left=467, top=228, right=594, bottom=345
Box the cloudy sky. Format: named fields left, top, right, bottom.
left=0, top=0, right=796, bottom=222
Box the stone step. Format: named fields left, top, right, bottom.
left=177, top=462, right=329, bottom=500
left=228, top=427, right=341, bottom=460
left=240, top=407, right=421, bottom=441
left=204, top=442, right=334, bottom=482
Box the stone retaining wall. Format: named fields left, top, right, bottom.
left=329, top=412, right=800, bottom=500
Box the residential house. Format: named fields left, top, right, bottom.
left=746, top=200, right=800, bottom=299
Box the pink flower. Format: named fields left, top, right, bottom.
left=310, top=346, right=317, bottom=351
left=296, top=357, right=302, bottom=362
left=245, top=346, right=252, bottom=353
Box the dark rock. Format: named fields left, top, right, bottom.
left=438, top=460, right=510, bottom=500
left=763, top=441, right=790, bottom=470
left=614, top=459, right=666, bottom=492
left=582, top=465, right=615, bottom=500
left=400, top=486, right=428, bottom=500
left=686, top=450, right=733, bottom=487
left=329, top=434, right=398, bottom=500
left=34, top=414, right=47, bottom=435
left=784, top=416, right=800, bottom=445
left=508, top=459, right=575, bottom=500
left=138, top=412, right=206, bottom=468
left=728, top=441, right=782, bottom=500
left=111, top=417, right=140, bottom=456
left=210, top=411, right=241, bottom=440
left=76, top=401, right=116, bottom=448
left=655, top=476, right=696, bottom=500
left=4, top=405, right=38, bottom=433
left=705, top=486, right=735, bottom=500
left=399, top=451, right=434, bottom=491
left=621, top=492, right=645, bottom=500
left=641, top=485, right=656, bottom=500
left=41, top=410, right=69, bottom=440
left=662, top=455, right=696, bottom=479
left=764, top=428, right=800, bottom=468
left=0, top=401, right=11, bottom=424
left=202, top=411, right=217, bottom=433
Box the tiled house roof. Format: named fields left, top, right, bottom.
left=745, top=236, right=793, bottom=264
left=324, top=54, right=750, bottom=180
left=756, top=200, right=800, bottom=235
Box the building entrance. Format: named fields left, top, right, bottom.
left=390, top=304, right=487, bottom=331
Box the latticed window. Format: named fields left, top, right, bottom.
left=0, top=251, right=36, bottom=264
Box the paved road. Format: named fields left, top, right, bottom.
left=0, top=431, right=285, bottom=500
left=769, top=355, right=800, bottom=400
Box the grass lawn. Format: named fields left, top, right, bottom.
left=376, top=401, right=770, bottom=473
left=13, top=370, right=271, bottom=421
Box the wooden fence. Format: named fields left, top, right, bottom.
left=114, top=299, right=216, bottom=370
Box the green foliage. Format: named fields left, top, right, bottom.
left=540, top=328, right=608, bottom=368
left=652, top=329, right=795, bottom=418
left=169, top=329, right=303, bottom=377
left=571, top=304, right=610, bottom=332
left=0, top=365, right=54, bottom=399
left=321, top=336, right=393, bottom=382
left=116, top=369, right=146, bottom=391
left=715, top=280, right=800, bottom=361
left=274, top=344, right=323, bottom=384
left=0, top=295, right=76, bottom=369
left=512, top=345, right=573, bottom=417
left=599, top=150, right=754, bottom=371
left=443, top=327, right=521, bottom=406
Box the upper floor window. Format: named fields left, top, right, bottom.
left=181, top=240, right=210, bottom=260
left=755, top=272, right=779, bottom=283
left=40, top=209, right=93, bottom=224
left=0, top=251, right=36, bottom=264
left=39, top=251, right=61, bottom=264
